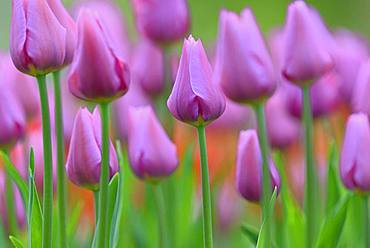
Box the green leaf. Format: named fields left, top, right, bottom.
left=0, top=151, right=28, bottom=204
left=315, top=194, right=351, bottom=248
left=67, top=201, right=84, bottom=240
left=9, top=236, right=24, bottom=248
left=241, top=224, right=259, bottom=245
left=256, top=187, right=278, bottom=248
left=326, top=142, right=342, bottom=213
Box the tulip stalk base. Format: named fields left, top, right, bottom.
left=97, top=103, right=110, bottom=248
left=153, top=184, right=169, bottom=248
left=53, top=71, right=67, bottom=248
left=302, top=85, right=318, bottom=248
left=5, top=164, right=17, bottom=236
left=196, top=126, right=213, bottom=248
left=253, top=102, right=272, bottom=248
left=37, top=75, right=54, bottom=248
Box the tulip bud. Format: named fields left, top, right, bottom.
left=10, top=0, right=71, bottom=76
left=127, top=106, right=178, bottom=180
left=282, top=0, right=334, bottom=84
left=214, top=9, right=276, bottom=104
left=132, top=39, right=164, bottom=96
left=132, top=0, right=190, bottom=44
left=236, top=130, right=281, bottom=202
left=340, top=113, right=370, bottom=191
left=352, top=60, right=370, bottom=115
left=167, top=36, right=225, bottom=126
left=66, top=108, right=119, bottom=190
left=68, top=9, right=130, bottom=103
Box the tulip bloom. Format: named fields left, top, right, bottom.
left=214, top=9, right=276, bottom=104
left=167, top=36, right=225, bottom=126
left=236, top=130, right=281, bottom=202
left=66, top=108, right=119, bottom=190
left=10, top=0, right=75, bottom=76
left=352, top=60, right=370, bottom=117
left=132, top=0, right=190, bottom=44
left=68, top=9, right=130, bottom=103
left=340, top=113, right=370, bottom=191
left=127, top=106, right=178, bottom=180
left=282, top=0, right=334, bottom=84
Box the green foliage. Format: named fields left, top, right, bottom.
left=9, top=236, right=24, bottom=248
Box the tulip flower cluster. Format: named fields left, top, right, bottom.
left=0, top=0, right=370, bottom=247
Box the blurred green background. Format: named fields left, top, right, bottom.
left=1, top=0, right=370, bottom=50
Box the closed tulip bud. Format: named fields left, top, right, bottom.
left=266, top=89, right=300, bottom=149
left=352, top=60, right=370, bottom=115
left=132, top=39, right=164, bottom=95
left=167, top=36, right=225, bottom=126
left=68, top=9, right=130, bottom=103
left=334, top=30, right=368, bottom=103
left=132, top=0, right=190, bottom=44
left=340, top=113, right=370, bottom=191
left=10, top=0, right=70, bottom=76
left=214, top=9, right=276, bottom=104
left=127, top=106, right=178, bottom=180
left=66, top=108, right=119, bottom=190
left=236, top=130, right=281, bottom=202
left=282, top=0, right=334, bottom=84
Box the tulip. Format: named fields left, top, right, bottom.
left=132, top=38, right=164, bottom=96
left=127, top=106, right=178, bottom=180
left=282, top=0, right=334, bottom=84
left=214, top=8, right=276, bottom=104
left=10, top=0, right=69, bottom=76
left=266, top=89, right=300, bottom=149
left=167, top=36, right=225, bottom=126
left=132, top=0, right=190, bottom=44
left=236, top=129, right=281, bottom=202
left=68, top=9, right=130, bottom=103
left=334, top=30, right=368, bottom=103
left=217, top=182, right=242, bottom=231
left=352, top=60, right=370, bottom=115
left=66, top=108, right=119, bottom=190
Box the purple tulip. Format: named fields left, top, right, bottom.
left=66, top=108, right=119, bottom=190
left=132, top=0, right=190, bottom=44
left=132, top=38, right=164, bottom=96
left=113, top=82, right=152, bottom=141
left=335, top=30, right=369, bottom=104
left=217, top=182, right=242, bottom=230
left=127, top=106, right=178, bottom=180
left=340, top=113, right=370, bottom=191
left=236, top=129, right=281, bottom=202
left=10, top=0, right=75, bottom=76
left=266, top=89, right=300, bottom=149
left=167, top=36, right=225, bottom=126
left=352, top=60, right=370, bottom=115
left=282, top=0, right=334, bottom=84
left=214, top=9, right=276, bottom=104
left=68, top=9, right=130, bottom=103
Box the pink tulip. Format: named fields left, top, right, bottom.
left=167, top=36, right=225, bottom=126
left=66, top=108, right=119, bottom=190
left=340, top=113, right=370, bottom=191
left=282, top=0, right=334, bottom=84
left=68, top=9, right=130, bottom=103
left=215, top=9, right=276, bottom=104
left=127, top=106, right=178, bottom=180
left=132, top=0, right=190, bottom=44
left=236, top=130, right=281, bottom=202
left=352, top=60, right=370, bottom=116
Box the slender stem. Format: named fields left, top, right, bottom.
left=53, top=71, right=67, bottom=248
left=196, top=126, right=213, bottom=248
left=5, top=157, right=17, bottom=236
left=94, top=191, right=99, bottom=225
left=364, top=195, right=369, bottom=248
left=37, top=75, right=53, bottom=248
left=253, top=102, right=272, bottom=248
left=153, top=184, right=169, bottom=248
left=302, top=85, right=317, bottom=248
left=97, top=103, right=110, bottom=248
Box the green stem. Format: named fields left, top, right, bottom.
left=253, top=102, right=272, bottom=248
left=302, top=85, right=317, bottom=248
left=4, top=152, right=17, bottom=236
left=153, top=184, right=169, bottom=248
left=97, top=103, right=110, bottom=248
left=53, top=71, right=67, bottom=248
left=196, top=126, right=213, bottom=248
left=364, top=196, right=369, bottom=248
left=37, top=75, right=53, bottom=248
left=94, top=191, right=99, bottom=225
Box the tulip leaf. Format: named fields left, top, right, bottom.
left=107, top=173, right=120, bottom=247
left=326, top=142, right=342, bottom=213
left=0, top=151, right=28, bottom=205
left=241, top=224, right=259, bottom=245
left=315, top=193, right=351, bottom=248
left=9, top=235, right=24, bottom=248
left=67, top=201, right=84, bottom=240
